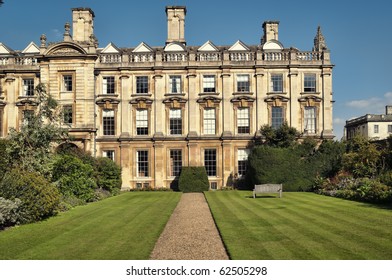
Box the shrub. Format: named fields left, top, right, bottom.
left=95, top=157, right=122, bottom=194
left=246, top=145, right=314, bottom=191
left=0, top=139, right=10, bottom=180
left=0, top=197, right=24, bottom=228
left=0, top=169, right=60, bottom=223
left=178, top=167, right=209, bottom=193
left=52, top=155, right=97, bottom=202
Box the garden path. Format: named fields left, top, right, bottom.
left=149, top=193, right=229, bottom=260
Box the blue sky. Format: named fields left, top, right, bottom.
left=1, top=0, right=391, bottom=140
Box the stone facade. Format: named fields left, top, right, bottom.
left=0, top=6, right=334, bottom=190
left=345, top=106, right=392, bottom=141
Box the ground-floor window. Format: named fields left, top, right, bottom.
left=237, top=148, right=250, bottom=177
left=170, top=149, right=182, bottom=177
left=204, top=149, right=217, bottom=176
left=102, top=150, right=115, bottom=161
left=137, top=150, right=149, bottom=177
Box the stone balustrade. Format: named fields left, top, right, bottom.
left=0, top=50, right=327, bottom=66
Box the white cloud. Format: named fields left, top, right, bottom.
left=346, top=97, right=380, bottom=109
left=333, top=118, right=346, bottom=125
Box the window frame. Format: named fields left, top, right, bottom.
left=304, top=106, right=317, bottom=134
left=170, top=149, right=182, bottom=177
left=169, top=75, right=182, bottom=94
left=22, top=78, right=34, bottom=96
left=237, top=107, right=250, bottom=134
left=102, top=150, right=115, bottom=161
left=374, top=124, right=379, bottom=134
left=271, top=106, right=284, bottom=129
left=62, top=74, right=73, bottom=92
left=237, top=149, right=250, bottom=177
left=169, top=108, right=182, bottom=135
left=304, top=74, right=316, bottom=93
left=136, top=150, right=149, bottom=177
left=204, top=149, right=217, bottom=177
left=270, top=73, right=283, bottom=93
left=103, top=76, right=115, bottom=95
left=203, top=107, right=216, bottom=135
left=136, top=76, right=149, bottom=94
left=102, top=109, right=115, bottom=136
left=135, top=108, right=149, bottom=135
left=203, top=75, right=216, bottom=93
left=63, top=105, right=73, bottom=125
left=236, top=74, right=250, bottom=92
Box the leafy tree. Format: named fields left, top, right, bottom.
left=260, top=123, right=300, bottom=148
left=342, top=136, right=381, bottom=178
left=6, top=84, right=68, bottom=176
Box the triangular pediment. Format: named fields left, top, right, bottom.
left=0, top=43, right=14, bottom=55
left=22, top=42, right=40, bottom=54
left=228, top=40, right=250, bottom=51
left=133, top=42, right=153, bottom=53
left=198, top=41, right=219, bottom=52
left=101, top=42, right=121, bottom=54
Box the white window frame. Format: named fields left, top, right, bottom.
left=270, top=74, right=283, bottom=92
left=102, top=150, right=115, bottom=161
left=203, top=75, right=216, bottom=93
left=136, top=109, right=149, bottom=135
left=169, top=75, right=181, bottom=94
left=103, top=76, right=115, bottom=94
left=203, top=108, right=216, bottom=135
left=237, top=74, right=250, bottom=92
left=304, top=106, right=316, bottom=134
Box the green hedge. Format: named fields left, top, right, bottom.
left=0, top=169, right=60, bottom=223
left=178, top=166, right=209, bottom=193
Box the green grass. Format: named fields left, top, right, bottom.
left=0, top=192, right=181, bottom=260
left=205, top=191, right=392, bottom=260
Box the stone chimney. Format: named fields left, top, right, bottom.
left=72, top=7, right=95, bottom=45
left=386, top=106, right=392, bottom=115
left=166, top=6, right=186, bottom=45
left=262, top=21, right=279, bottom=44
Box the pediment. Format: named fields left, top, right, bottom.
left=22, top=42, right=40, bottom=54
left=133, top=42, right=153, bottom=53
left=198, top=41, right=219, bottom=52
left=101, top=42, right=121, bottom=54
left=0, top=43, right=14, bottom=55
left=164, top=42, right=186, bottom=52
left=45, top=42, right=87, bottom=56
left=228, top=40, right=250, bottom=51
left=262, top=39, right=284, bottom=51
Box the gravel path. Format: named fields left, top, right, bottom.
left=149, top=193, right=229, bottom=260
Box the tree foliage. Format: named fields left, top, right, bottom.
left=342, top=136, right=381, bottom=178
left=260, top=123, right=300, bottom=148
left=6, top=84, right=67, bottom=176
left=0, top=169, right=60, bottom=223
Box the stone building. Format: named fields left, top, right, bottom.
left=345, top=106, right=392, bottom=141
left=0, top=6, right=334, bottom=190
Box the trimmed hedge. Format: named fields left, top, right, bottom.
left=178, top=166, right=209, bottom=193
left=0, top=169, right=60, bottom=223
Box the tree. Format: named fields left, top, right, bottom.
left=6, top=84, right=68, bottom=176
left=260, top=123, right=300, bottom=148
left=342, top=136, right=381, bottom=178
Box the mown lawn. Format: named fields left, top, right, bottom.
left=205, top=191, right=392, bottom=260
left=0, top=192, right=181, bottom=260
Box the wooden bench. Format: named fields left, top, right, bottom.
left=253, top=184, right=283, bottom=198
